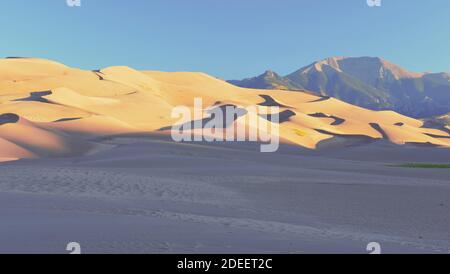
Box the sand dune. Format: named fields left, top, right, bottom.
left=0, top=114, right=95, bottom=158
left=0, top=58, right=449, bottom=161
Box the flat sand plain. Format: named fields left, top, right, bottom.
left=0, top=137, right=448, bottom=254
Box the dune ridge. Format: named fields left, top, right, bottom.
left=0, top=58, right=449, bottom=161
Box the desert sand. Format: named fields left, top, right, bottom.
left=0, top=138, right=449, bottom=254
left=0, top=57, right=449, bottom=162
left=0, top=58, right=449, bottom=253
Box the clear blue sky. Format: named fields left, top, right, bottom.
left=1, top=0, right=449, bottom=79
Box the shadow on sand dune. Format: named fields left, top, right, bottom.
left=13, top=91, right=53, bottom=103
left=315, top=129, right=377, bottom=149
left=309, top=96, right=331, bottom=103
left=422, top=120, right=450, bottom=136
left=0, top=113, right=20, bottom=126
left=308, top=113, right=345, bottom=126
left=258, top=95, right=291, bottom=108
left=260, top=110, right=296, bottom=123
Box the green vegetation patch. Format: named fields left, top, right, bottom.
left=391, top=163, right=450, bottom=169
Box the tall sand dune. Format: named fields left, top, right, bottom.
left=0, top=58, right=449, bottom=161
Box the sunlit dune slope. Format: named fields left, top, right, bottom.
left=0, top=113, right=94, bottom=161
left=0, top=58, right=448, bottom=161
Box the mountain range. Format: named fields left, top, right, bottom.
left=228, top=57, right=450, bottom=118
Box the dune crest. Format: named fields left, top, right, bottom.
left=0, top=58, right=448, bottom=161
